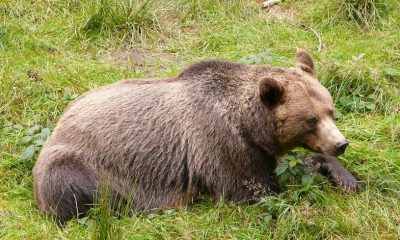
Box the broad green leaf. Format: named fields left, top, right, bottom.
left=301, top=175, right=313, bottom=186
left=366, top=103, right=376, bottom=110
left=40, top=128, right=51, bottom=140
left=259, top=51, right=268, bottom=58
left=264, top=213, right=272, bottom=223
left=284, top=155, right=296, bottom=162
left=34, top=139, right=45, bottom=146
left=265, top=56, right=273, bottom=64
left=275, top=161, right=289, bottom=176
left=288, top=166, right=299, bottom=175
left=238, top=57, right=247, bottom=63
left=289, top=159, right=298, bottom=168
left=335, top=110, right=343, bottom=120
left=280, top=171, right=291, bottom=183
left=20, top=136, right=33, bottom=144
left=357, top=100, right=366, bottom=109
left=338, top=96, right=352, bottom=107
left=20, top=145, right=35, bottom=161
left=27, top=125, right=40, bottom=135
left=304, top=167, right=314, bottom=174
left=249, top=55, right=261, bottom=64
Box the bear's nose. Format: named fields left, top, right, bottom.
left=335, top=140, right=349, bottom=155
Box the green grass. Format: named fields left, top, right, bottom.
left=1, top=0, right=399, bottom=239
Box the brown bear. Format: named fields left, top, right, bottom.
left=33, top=49, right=358, bottom=225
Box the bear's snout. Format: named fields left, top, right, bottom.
left=313, top=117, right=348, bottom=156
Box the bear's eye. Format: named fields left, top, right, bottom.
left=306, top=117, right=318, bottom=129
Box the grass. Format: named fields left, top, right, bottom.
left=0, top=0, right=399, bottom=239
left=81, top=0, right=159, bottom=42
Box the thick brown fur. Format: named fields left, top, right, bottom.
left=33, top=49, right=357, bottom=224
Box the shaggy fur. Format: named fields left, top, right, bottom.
left=33, top=49, right=357, bottom=224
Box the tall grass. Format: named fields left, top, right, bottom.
left=89, top=181, right=122, bottom=240
left=88, top=179, right=142, bottom=240
left=175, top=0, right=249, bottom=21
left=321, top=62, right=395, bottom=114
left=82, top=0, right=159, bottom=41
left=338, top=0, right=390, bottom=28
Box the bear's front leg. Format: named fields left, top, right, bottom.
left=303, top=155, right=359, bottom=192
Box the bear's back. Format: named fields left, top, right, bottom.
left=46, top=78, right=188, bottom=165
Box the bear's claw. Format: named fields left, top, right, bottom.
left=329, top=167, right=359, bottom=192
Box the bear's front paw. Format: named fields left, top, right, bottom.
left=324, top=163, right=359, bottom=192
left=304, top=155, right=360, bottom=192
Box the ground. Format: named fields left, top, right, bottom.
left=0, top=0, right=399, bottom=239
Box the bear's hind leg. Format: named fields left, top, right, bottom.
left=33, top=146, right=100, bottom=225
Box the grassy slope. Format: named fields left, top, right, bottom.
left=1, top=0, right=399, bottom=239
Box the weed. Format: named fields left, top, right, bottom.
left=275, top=154, right=328, bottom=204
left=239, top=49, right=274, bottom=65
left=337, top=94, right=376, bottom=112
left=18, top=125, right=51, bottom=162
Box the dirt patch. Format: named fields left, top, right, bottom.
left=263, top=5, right=297, bottom=23
left=101, top=48, right=179, bottom=73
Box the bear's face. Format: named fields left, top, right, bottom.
left=259, top=49, right=348, bottom=157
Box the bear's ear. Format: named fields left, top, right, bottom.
left=296, top=49, right=314, bottom=74
left=259, top=77, right=284, bottom=107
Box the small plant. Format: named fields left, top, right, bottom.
left=63, top=88, right=79, bottom=101
left=19, top=125, right=51, bottom=162
left=274, top=154, right=327, bottom=203
left=275, top=155, right=314, bottom=188
left=337, top=94, right=376, bottom=112
left=384, top=67, right=400, bottom=79
left=239, top=49, right=274, bottom=65
left=255, top=194, right=297, bottom=226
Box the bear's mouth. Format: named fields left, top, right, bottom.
left=318, top=139, right=349, bottom=156
left=319, top=147, right=346, bottom=157
left=301, top=144, right=341, bottom=157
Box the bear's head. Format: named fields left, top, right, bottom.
left=258, top=49, right=348, bottom=157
